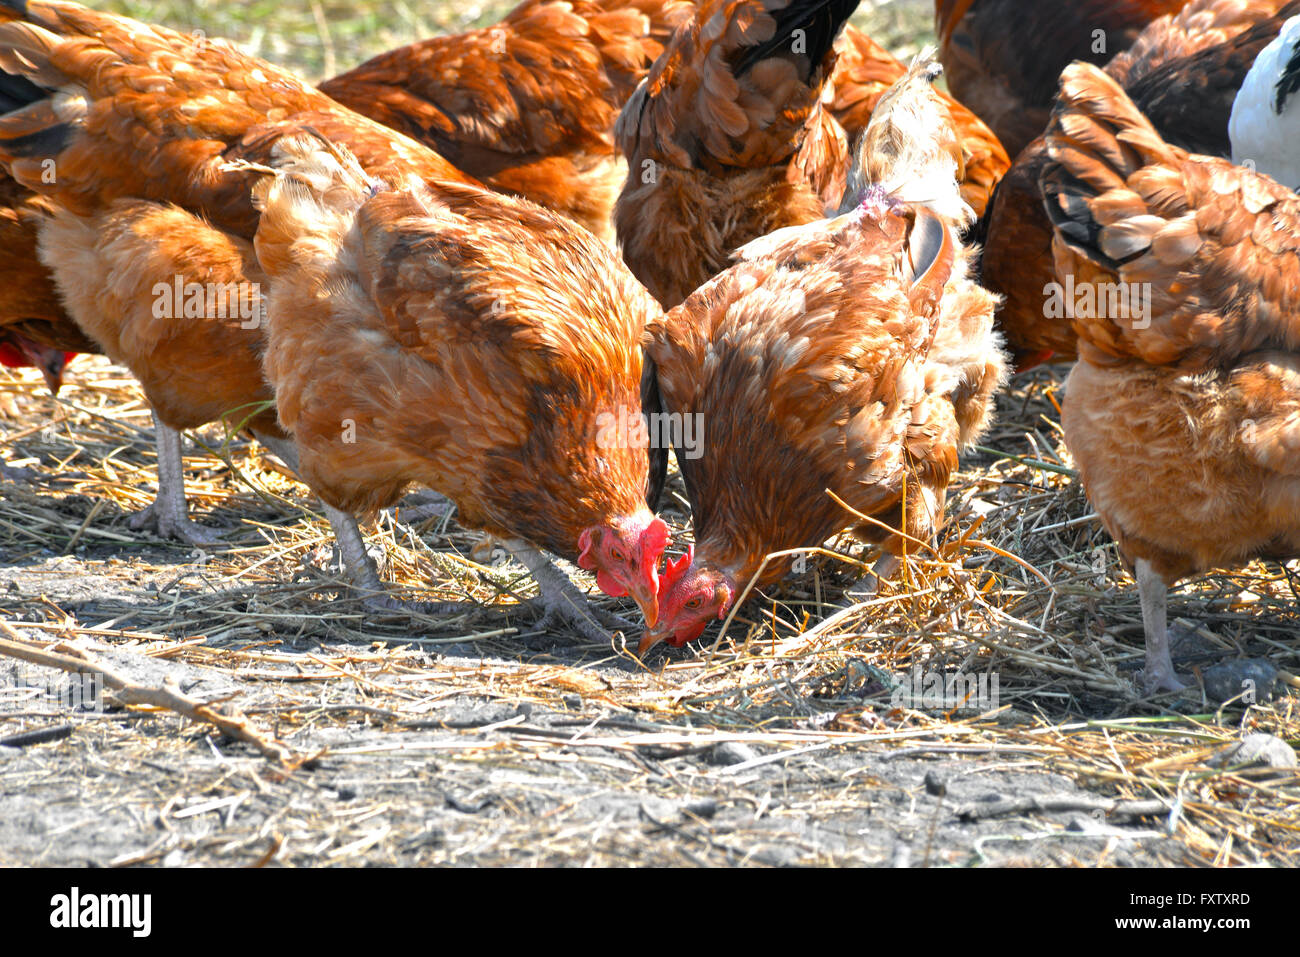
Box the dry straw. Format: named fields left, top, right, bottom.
left=2, top=357, right=1298, bottom=865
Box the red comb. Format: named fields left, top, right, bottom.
left=640, top=517, right=669, bottom=554
left=657, top=545, right=694, bottom=598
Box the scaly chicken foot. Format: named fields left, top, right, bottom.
left=503, top=538, right=635, bottom=642
left=127, top=414, right=227, bottom=547
left=841, top=553, right=904, bottom=604
left=1137, top=559, right=1189, bottom=694
left=319, top=501, right=471, bottom=618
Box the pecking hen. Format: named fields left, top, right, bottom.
left=641, top=55, right=1006, bottom=654
left=247, top=134, right=669, bottom=638
left=1040, top=62, right=1300, bottom=693
left=319, top=0, right=693, bottom=243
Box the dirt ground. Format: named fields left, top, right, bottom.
left=1, top=0, right=1297, bottom=869
left=2, top=356, right=1297, bottom=868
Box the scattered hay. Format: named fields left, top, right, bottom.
left=3, top=350, right=1298, bottom=866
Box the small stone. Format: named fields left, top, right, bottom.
left=562, top=694, right=582, bottom=710
left=335, top=786, right=358, bottom=801
left=1212, top=733, right=1296, bottom=770
left=924, top=771, right=947, bottom=797
left=707, top=742, right=758, bottom=767
left=681, top=798, right=718, bottom=819
left=1201, top=660, right=1277, bottom=703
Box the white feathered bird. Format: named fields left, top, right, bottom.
left=1230, top=13, right=1300, bottom=190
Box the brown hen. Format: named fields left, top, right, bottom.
left=249, top=135, right=669, bottom=638
left=980, top=0, right=1297, bottom=369
left=319, top=0, right=694, bottom=242
left=643, top=55, right=1006, bottom=654
left=936, top=0, right=1191, bottom=158
left=1040, top=62, right=1300, bottom=693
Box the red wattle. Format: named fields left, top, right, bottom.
left=595, top=568, right=628, bottom=597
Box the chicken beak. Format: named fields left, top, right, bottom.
left=16, top=340, right=66, bottom=396
left=638, top=627, right=668, bottom=657
left=629, top=579, right=659, bottom=629
left=39, top=364, right=64, bottom=397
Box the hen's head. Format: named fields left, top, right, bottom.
left=639, top=547, right=735, bottom=655
left=577, top=512, right=670, bottom=626
left=0, top=334, right=75, bottom=395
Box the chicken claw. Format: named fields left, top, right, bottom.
left=504, top=539, right=635, bottom=643
left=1137, top=560, right=1189, bottom=695
left=127, top=415, right=228, bottom=547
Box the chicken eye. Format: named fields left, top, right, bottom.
left=685, top=597, right=702, bottom=609
left=609, top=546, right=626, bottom=563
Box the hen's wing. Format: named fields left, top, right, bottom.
left=320, top=0, right=693, bottom=239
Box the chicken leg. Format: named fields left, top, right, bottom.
left=1137, top=559, right=1188, bottom=694
left=319, top=500, right=475, bottom=618
left=127, top=412, right=226, bottom=547
left=503, top=538, right=635, bottom=643
left=842, top=553, right=903, bottom=604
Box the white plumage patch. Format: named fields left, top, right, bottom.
left=1230, top=14, right=1300, bottom=191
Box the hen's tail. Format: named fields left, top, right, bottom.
left=616, top=0, right=859, bottom=171
left=841, top=50, right=973, bottom=229
left=248, top=134, right=386, bottom=282
left=1040, top=61, right=1300, bottom=367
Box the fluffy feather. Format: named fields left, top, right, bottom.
left=980, top=0, right=1298, bottom=368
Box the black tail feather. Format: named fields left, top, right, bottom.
left=0, top=71, right=46, bottom=114
left=732, top=0, right=860, bottom=80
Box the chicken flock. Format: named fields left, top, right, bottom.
left=1, top=0, right=1298, bottom=697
